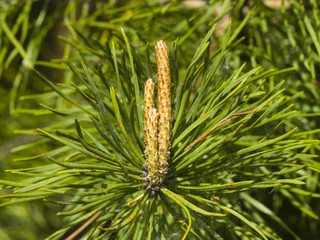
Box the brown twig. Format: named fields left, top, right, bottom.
left=65, top=210, right=103, bottom=240
left=184, top=109, right=260, bottom=151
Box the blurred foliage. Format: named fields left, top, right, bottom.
left=0, top=0, right=319, bottom=239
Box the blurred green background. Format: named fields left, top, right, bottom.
left=0, top=0, right=319, bottom=239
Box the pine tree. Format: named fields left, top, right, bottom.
left=1, top=1, right=320, bottom=239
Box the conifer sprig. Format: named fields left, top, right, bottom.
left=1, top=8, right=319, bottom=239
left=144, top=41, right=171, bottom=192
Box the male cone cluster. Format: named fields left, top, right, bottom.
left=144, top=40, right=171, bottom=193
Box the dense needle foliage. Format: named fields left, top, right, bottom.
left=0, top=0, right=320, bottom=239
